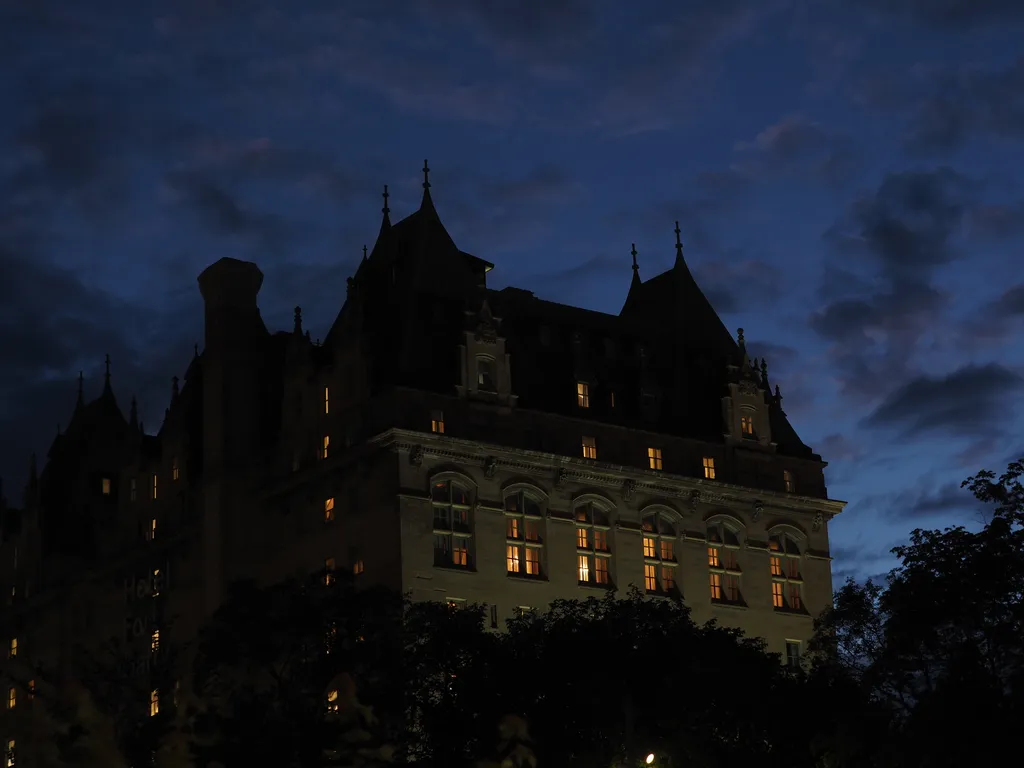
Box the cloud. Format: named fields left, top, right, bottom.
left=692, top=256, right=784, bottom=314
left=888, top=480, right=989, bottom=522
left=863, top=363, right=1024, bottom=438
left=855, top=0, right=1024, bottom=29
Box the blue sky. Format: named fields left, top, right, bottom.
left=2, top=0, right=1023, bottom=583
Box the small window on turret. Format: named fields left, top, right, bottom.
left=172, top=459, right=179, bottom=481
left=324, top=498, right=335, bottom=522
left=577, top=382, right=590, bottom=408
left=322, top=435, right=330, bottom=459
left=324, top=386, right=330, bottom=415
left=101, top=478, right=111, bottom=495
left=703, top=457, right=716, bottom=480
left=431, top=410, right=445, bottom=434
left=151, top=474, right=158, bottom=500
left=582, top=436, right=597, bottom=460
left=740, top=415, right=754, bottom=437
left=783, top=470, right=795, bottom=493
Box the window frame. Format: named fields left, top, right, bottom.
left=574, top=499, right=613, bottom=588
left=769, top=529, right=805, bottom=612
left=577, top=381, right=590, bottom=408
left=504, top=488, right=546, bottom=579
left=431, top=477, right=475, bottom=571
left=581, top=435, right=597, bottom=460
left=647, top=447, right=663, bottom=470
left=476, top=355, right=497, bottom=392
left=641, top=508, right=679, bottom=595
left=707, top=518, right=744, bottom=605
left=702, top=456, right=716, bottom=479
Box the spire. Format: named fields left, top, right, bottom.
left=673, top=220, right=685, bottom=268
left=381, top=185, right=391, bottom=230
left=774, top=384, right=784, bottom=411
left=760, top=358, right=771, bottom=391
left=346, top=276, right=355, bottom=296
left=419, top=159, right=437, bottom=216
left=130, top=396, right=138, bottom=429
left=422, top=159, right=431, bottom=190
left=630, top=242, right=641, bottom=291
left=76, top=371, right=84, bottom=408
left=103, top=353, right=112, bottom=393
left=293, top=306, right=303, bottom=336
left=631, top=243, right=639, bottom=273
left=362, top=244, right=367, bottom=261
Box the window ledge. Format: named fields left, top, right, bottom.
left=711, top=600, right=748, bottom=612
left=578, top=581, right=614, bottom=591
left=773, top=607, right=811, bottom=618
left=507, top=574, right=548, bottom=584
left=432, top=565, right=477, bottom=575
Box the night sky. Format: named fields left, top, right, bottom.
left=2, top=0, right=1022, bottom=584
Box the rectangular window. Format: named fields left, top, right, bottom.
left=6, top=687, right=14, bottom=710
left=506, top=544, right=521, bottom=574
left=324, top=558, right=336, bottom=585
left=710, top=572, right=722, bottom=600
left=740, top=414, right=754, bottom=436
left=452, top=538, right=469, bottom=567
left=324, top=497, right=335, bottom=522
left=610, top=391, right=616, bottom=408
left=577, top=528, right=588, bottom=548
left=786, top=640, right=801, bottom=667
left=151, top=629, right=160, bottom=653
left=582, top=435, right=597, bottom=460
left=5, top=739, right=13, bottom=768
left=722, top=549, right=738, bottom=570
left=525, top=547, right=541, bottom=576
left=577, top=382, right=590, bottom=408
left=8, top=638, right=15, bottom=659
left=172, top=459, right=179, bottom=481
left=647, top=447, right=663, bottom=470
left=707, top=547, right=720, bottom=567
left=644, top=564, right=657, bottom=592
left=787, top=558, right=799, bottom=578
left=594, top=557, right=609, bottom=584
left=783, top=469, right=795, bottom=493
left=151, top=474, right=158, bottom=500
left=577, top=554, right=590, bottom=583
left=324, top=385, right=330, bottom=415
left=152, top=568, right=162, bottom=597
left=101, top=477, right=111, bottom=495
left=149, top=689, right=159, bottom=717
left=130, top=478, right=137, bottom=502
left=431, top=409, right=445, bottom=434
left=702, top=457, right=716, bottom=479
left=489, top=605, right=499, bottom=629
left=726, top=574, right=740, bottom=602
left=593, top=530, right=608, bottom=551
left=322, top=435, right=330, bottom=459
left=353, top=560, right=365, bottom=575
left=643, top=537, right=656, bottom=558
left=507, top=517, right=520, bottom=540
left=772, top=582, right=784, bottom=608
left=661, top=566, right=675, bottom=592
left=27, top=680, right=34, bottom=701
left=149, top=518, right=157, bottom=541
left=789, top=584, right=802, bottom=611
left=770, top=556, right=782, bottom=576
left=660, top=540, right=674, bottom=561
left=477, top=357, right=497, bottom=391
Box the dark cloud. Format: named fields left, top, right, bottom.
left=482, top=167, right=579, bottom=207
left=970, top=201, right=1024, bottom=240
left=863, top=363, right=1024, bottom=438
left=693, top=256, right=784, bottom=314
left=987, top=284, right=1024, bottom=320
left=888, top=481, right=988, bottom=522
left=855, top=0, right=1024, bottom=28
left=734, top=115, right=829, bottom=163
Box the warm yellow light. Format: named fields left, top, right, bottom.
left=646, top=754, right=655, bottom=765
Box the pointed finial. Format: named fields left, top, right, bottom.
left=674, top=220, right=685, bottom=267
left=77, top=371, right=84, bottom=405
left=362, top=244, right=367, bottom=261
left=761, top=358, right=769, bottom=387
left=382, top=184, right=390, bottom=216
left=294, top=306, right=303, bottom=335
left=631, top=243, right=638, bottom=272
left=774, top=384, right=783, bottom=409
left=422, top=159, right=431, bottom=189
left=737, top=328, right=745, bottom=345
left=305, top=330, right=311, bottom=342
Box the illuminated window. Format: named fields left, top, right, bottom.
left=431, top=409, right=445, bottom=434
left=641, top=511, right=678, bottom=593
left=446, top=597, right=466, bottom=609
left=504, top=490, right=544, bottom=578
left=324, top=497, right=335, bottom=522
left=786, top=640, right=801, bottom=667
left=577, top=382, right=590, bottom=408
left=327, top=688, right=339, bottom=712
left=353, top=559, right=365, bottom=575
left=5, top=739, right=13, bottom=768
left=101, top=477, right=111, bottom=495
left=152, top=568, right=162, bottom=597
left=783, top=470, right=795, bottom=493
left=148, top=517, right=157, bottom=542
left=575, top=502, right=612, bottom=587
left=702, top=457, right=716, bottom=479
left=515, top=606, right=533, bottom=619
left=172, top=459, right=179, bottom=481
left=769, top=532, right=803, bottom=610
left=432, top=480, right=473, bottom=569
left=581, top=435, right=597, bottom=460
left=130, top=478, right=137, bottom=502
left=648, top=447, right=663, bottom=470
left=322, top=435, right=330, bottom=459
left=740, top=414, right=754, bottom=437
left=6, top=687, right=14, bottom=710
left=149, top=689, right=159, bottom=717
left=8, top=638, right=15, bottom=659
left=477, top=357, right=497, bottom=392
left=610, top=391, right=616, bottom=408
left=708, top=521, right=742, bottom=604
left=151, top=629, right=160, bottom=653
left=151, top=474, right=158, bottom=500
left=324, top=386, right=330, bottom=415
left=324, top=558, right=336, bottom=585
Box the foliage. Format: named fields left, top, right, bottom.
left=810, top=458, right=1024, bottom=766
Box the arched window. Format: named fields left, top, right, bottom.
left=476, top=355, right=497, bottom=392
left=707, top=520, right=743, bottom=604
left=505, top=489, right=545, bottom=578
left=574, top=501, right=612, bottom=587
left=641, top=510, right=678, bottom=594
left=769, top=531, right=803, bottom=611
left=431, top=479, right=473, bottom=570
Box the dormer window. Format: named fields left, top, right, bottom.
left=783, top=470, right=795, bottom=493
left=582, top=436, right=597, bottom=460
left=148, top=518, right=157, bottom=541
left=322, top=435, right=330, bottom=459
left=324, top=498, right=335, bottom=522
left=577, top=382, right=590, bottom=408
left=101, top=477, right=111, bottom=495
left=647, top=447, right=663, bottom=470
left=477, top=357, right=496, bottom=392
left=324, top=386, right=330, bottom=415
left=431, top=410, right=445, bottom=434
left=151, top=474, right=158, bottom=500
left=702, top=457, right=716, bottom=480
left=740, top=414, right=754, bottom=437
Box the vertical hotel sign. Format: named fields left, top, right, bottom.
left=122, top=558, right=170, bottom=644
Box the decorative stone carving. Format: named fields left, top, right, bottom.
left=622, top=478, right=637, bottom=502
left=409, top=445, right=423, bottom=467
left=484, top=456, right=497, bottom=479
left=738, top=378, right=759, bottom=395
left=689, top=489, right=701, bottom=513
left=812, top=511, right=824, bottom=532
left=554, top=468, right=567, bottom=488
left=752, top=501, right=764, bottom=522
left=474, top=300, right=498, bottom=344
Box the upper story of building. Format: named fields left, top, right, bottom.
left=0, top=162, right=834, bottom=599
